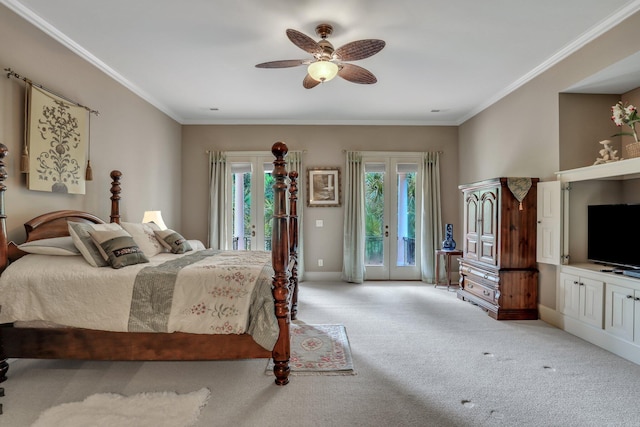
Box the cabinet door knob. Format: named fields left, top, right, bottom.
left=635, top=297, right=640, bottom=301
left=573, top=281, right=579, bottom=285
left=627, top=295, right=634, bottom=299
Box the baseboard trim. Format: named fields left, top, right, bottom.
left=538, top=304, right=561, bottom=327
left=303, top=272, right=342, bottom=281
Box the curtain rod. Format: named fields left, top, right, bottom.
left=5, top=67, right=100, bottom=116
left=342, top=149, right=444, bottom=154
left=205, top=149, right=307, bottom=154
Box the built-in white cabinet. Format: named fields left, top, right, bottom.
left=539, top=158, right=640, bottom=365
left=605, top=283, right=640, bottom=343
left=558, top=272, right=603, bottom=328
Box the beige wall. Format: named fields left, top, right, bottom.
left=0, top=5, right=182, bottom=242
left=458, top=11, right=640, bottom=309
left=181, top=125, right=458, bottom=276
left=559, top=93, right=622, bottom=170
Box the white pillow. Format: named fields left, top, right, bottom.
left=187, top=240, right=206, bottom=251
left=121, top=222, right=165, bottom=257
left=18, top=236, right=80, bottom=256
left=68, top=221, right=122, bottom=267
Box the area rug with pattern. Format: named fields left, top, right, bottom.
left=32, top=388, right=210, bottom=427
left=266, top=323, right=355, bottom=375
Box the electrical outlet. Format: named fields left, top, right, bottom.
left=318, top=259, right=324, bottom=267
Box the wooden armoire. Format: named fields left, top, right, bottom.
left=457, top=177, right=539, bottom=320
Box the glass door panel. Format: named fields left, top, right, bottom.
left=263, top=162, right=274, bottom=251
left=231, top=163, right=252, bottom=250
left=364, top=163, right=386, bottom=268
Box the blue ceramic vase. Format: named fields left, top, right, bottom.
left=442, top=223, right=456, bottom=250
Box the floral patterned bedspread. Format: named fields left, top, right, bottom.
left=0, top=250, right=279, bottom=350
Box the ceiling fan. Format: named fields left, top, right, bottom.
left=255, top=24, right=385, bottom=89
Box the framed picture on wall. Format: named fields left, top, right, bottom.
left=307, top=167, right=341, bottom=207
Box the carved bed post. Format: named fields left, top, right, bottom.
left=271, top=142, right=290, bottom=385
left=288, top=171, right=299, bottom=320
left=0, top=144, right=7, bottom=413
left=0, top=144, right=8, bottom=275
left=109, top=170, right=122, bottom=224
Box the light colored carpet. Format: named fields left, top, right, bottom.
left=266, top=323, right=355, bottom=375
left=32, top=388, right=210, bottom=427
left=3, top=281, right=640, bottom=426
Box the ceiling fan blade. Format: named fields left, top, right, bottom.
left=286, top=29, right=321, bottom=55
left=255, top=59, right=308, bottom=68
left=338, top=63, right=378, bottom=84
left=303, top=74, right=321, bottom=89
left=334, top=39, right=385, bottom=61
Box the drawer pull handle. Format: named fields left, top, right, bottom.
left=483, top=290, right=490, bottom=296
left=468, top=284, right=473, bottom=288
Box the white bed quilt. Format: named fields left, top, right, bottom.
left=0, top=249, right=279, bottom=350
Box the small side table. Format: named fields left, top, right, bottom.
left=435, top=249, right=463, bottom=290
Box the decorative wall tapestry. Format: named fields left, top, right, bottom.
left=27, top=84, right=88, bottom=194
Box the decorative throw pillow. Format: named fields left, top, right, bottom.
left=18, top=236, right=80, bottom=256
left=68, top=222, right=122, bottom=267
left=88, top=228, right=149, bottom=269
left=154, top=229, right=193, bottom=254
left=121, top=222, right=164, bottom=257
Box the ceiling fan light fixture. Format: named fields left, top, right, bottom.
left=307, top=60, right=339, bottom=83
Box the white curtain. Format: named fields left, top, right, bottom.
left=342, top=151, right=366, bottom=283
left=286, top=151, right=305, bottom=281
left=420, top=152, right=442, bottom=283
left=208, top=151, right=228, bottom=250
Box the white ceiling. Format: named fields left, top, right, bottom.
left=4, top=0, right=640, bottom=126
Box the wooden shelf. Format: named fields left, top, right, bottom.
left=555, top=157, right=640, bottom=182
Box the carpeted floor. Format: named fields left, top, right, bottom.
left=4, top=281, right=640, bottom=426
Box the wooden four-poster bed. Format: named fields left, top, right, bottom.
left=0, top=141, right=299, bottom=414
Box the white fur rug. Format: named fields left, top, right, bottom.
left=31, top=388, right=210, bottom=427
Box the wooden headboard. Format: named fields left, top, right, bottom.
left=23, top=211, right=105, bottom=242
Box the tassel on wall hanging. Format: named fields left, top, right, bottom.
left=20, top=82, right=30, bottom=173
left=85, top=114, right=93, bottom=181
left=6, top=68, right=99, bottom=192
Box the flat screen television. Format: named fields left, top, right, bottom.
left=588, top=204, right=640, bottom=270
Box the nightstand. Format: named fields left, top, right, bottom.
left=435, top=249, right=463, bottom=290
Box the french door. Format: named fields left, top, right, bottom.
left=225, top=154, right=274, bottom=251
left=363, top=156, right=422, bottom=280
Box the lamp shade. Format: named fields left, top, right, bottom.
left=142, top=210, right=167, bottom=230
left=307, top=60, right=339, bottom=83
